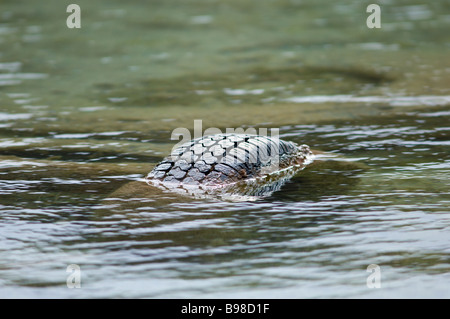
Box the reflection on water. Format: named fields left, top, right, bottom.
left=0, top=0, right=449, bottom=298
left=1, top=106, right=448, bottom=298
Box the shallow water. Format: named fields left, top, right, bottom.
left=0, top=0, right=449, bottom=298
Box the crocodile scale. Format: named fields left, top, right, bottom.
left=146, top=133, right=313, bottom=189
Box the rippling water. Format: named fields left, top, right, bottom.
left=0, top=0, right=449, bottom=298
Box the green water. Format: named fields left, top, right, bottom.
left=0, top=0, right=449, bottom=298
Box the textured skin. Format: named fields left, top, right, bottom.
left=146, top=133, right=312, bottom=187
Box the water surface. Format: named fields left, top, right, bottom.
left=0, top=0, right=449, bottom=298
